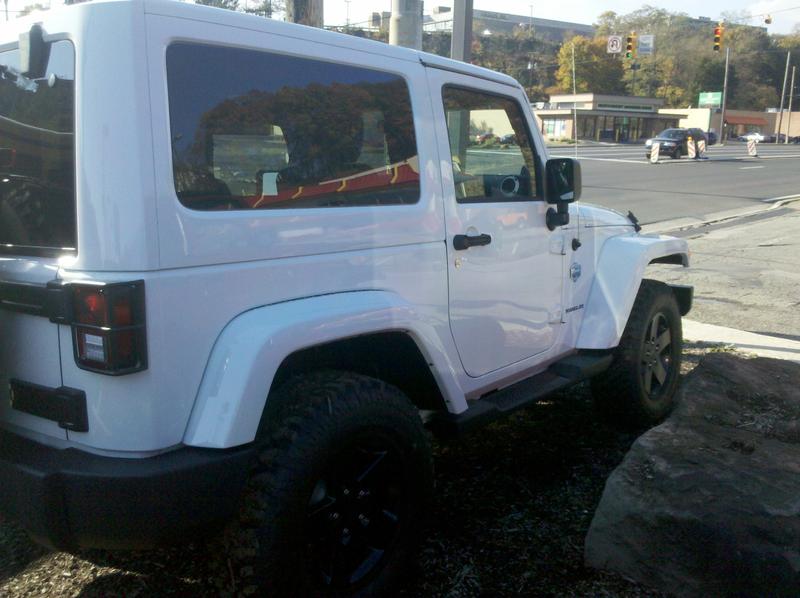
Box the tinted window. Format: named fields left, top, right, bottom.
left=442, top=87, right=539, bottom=203
left=660, top=129, right=684, bottom=139
left=167, top=44, right=419, bottom=210
left=0, top=41, right=75, bottom=256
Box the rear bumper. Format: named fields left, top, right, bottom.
left=0, top=428, right=255, bottom=551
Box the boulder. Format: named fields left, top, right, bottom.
left=585, top=353, right=800, bottom=597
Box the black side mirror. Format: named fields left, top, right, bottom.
left=20, top=25, right=50, bottom=79
left=545, top=157, right=581, bottom=204
left=544, top=158, right=581, bottom=230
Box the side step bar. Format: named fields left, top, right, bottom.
left=429, top=351, right=613, bottom=438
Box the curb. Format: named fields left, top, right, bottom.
left=683, top=320, right=800, bottom=364
left=647, top=194, right=800, bottom=235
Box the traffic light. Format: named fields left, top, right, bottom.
left=625, top=32, right=636, bottom=59
left=713, top=23, right=724, bottom=52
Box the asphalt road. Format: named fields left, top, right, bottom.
left=549, top=142, right=800, bottom=227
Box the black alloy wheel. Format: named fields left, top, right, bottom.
left=216, top=370, right=433, bottom=597
left=591, top=279, right=683, bottom=428
left=306, top=433, right=407, bottom=590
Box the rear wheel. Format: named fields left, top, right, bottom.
left=592, top=279, right=683, bottom=428
left=217, top=371, right=433, bottom=596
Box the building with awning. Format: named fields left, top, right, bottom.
left=724, top=115, right=769, bottom=127
left=533, top=94, right=685, bottom=142
left=659, top=108, right=799, bottom=140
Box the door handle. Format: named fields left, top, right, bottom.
left=453, top=233, right=492, bottom=251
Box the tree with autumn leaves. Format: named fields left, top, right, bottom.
left=555, top=36, right=625, bottom=94
left=556, top=8, right=799, bottom=110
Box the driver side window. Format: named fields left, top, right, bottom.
left=442, top=87, right=539, bottom=203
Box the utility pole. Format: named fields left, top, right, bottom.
left=572, top=42, right=578, bottom=156
left=776, top=51, right=790, bottom=144
left=527, top=4, right=534, bottom=98
left=529, top=4, right=534, bottom=39
left=786, top=66, right=796, bottom=145
left=286, top=0, right=323, bottom=28
left=450, top=0, right=473, bottom=62
left=4, top=0, right=8, bottom=22
left=719, top=46, right=730, bottom=146
left=389, top=0, right=422, bottom=50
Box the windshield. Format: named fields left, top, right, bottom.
left=0, top=40, right=75, bottom=256
left=659, top=129, right=684, bottom=140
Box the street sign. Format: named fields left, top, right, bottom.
left=638, top=34, right=654, bottom=56
left=607, top=36, right=622, bottom=54
left=698, top=91, right=722, bottom=108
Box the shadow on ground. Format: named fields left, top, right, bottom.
left=0, top=343, right=715, bottom=596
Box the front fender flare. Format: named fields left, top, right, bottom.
left=183, top=291, right=465, bottom=448
left=576, top=235, right=689, bottom=350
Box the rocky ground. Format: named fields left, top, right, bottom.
left=0, top=344, right=725, bottom=597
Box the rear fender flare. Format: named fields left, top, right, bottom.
left=576, top=235, right=689, bottom=350
left=183, top=291, right=465, bottom=448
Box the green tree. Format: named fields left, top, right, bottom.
left=594, top=11, right=622, bottom=37
left=555, top=35, right=624, bottom=94
left=472, top=33, right=560, bottom=100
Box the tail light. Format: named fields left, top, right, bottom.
left=70, top=281, right=147, bottom=375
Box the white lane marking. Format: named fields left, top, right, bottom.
left=740, top=165, right=765, bottom=169
left=550, top=155, right=648, bottom=164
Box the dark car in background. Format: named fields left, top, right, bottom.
left=644, top=127, right=708, bottom=159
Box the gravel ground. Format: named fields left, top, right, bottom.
left=0, top=343, right=720, bottom=597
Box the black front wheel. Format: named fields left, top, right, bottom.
left=592, top=279, right=683, bottom=428
left=216, top=371, right=433, bottom=596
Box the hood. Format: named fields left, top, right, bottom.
left=579, top=203, right=638, bottom=229
left=645, top=137, right=680, bottom=146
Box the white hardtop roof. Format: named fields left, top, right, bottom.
left=3, top=0, right=518, bottom=88
left=145, top=0, right=519, bottom=87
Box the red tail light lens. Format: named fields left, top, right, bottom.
left=70, top=281, right=147, bottom=375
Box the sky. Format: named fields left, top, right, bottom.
left=322, top=0, right=799, bottom=34
left=3, top=0, right=798, bottom=34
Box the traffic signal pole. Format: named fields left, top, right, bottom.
left=776, top=51, right=791, bottom=144
left=720, top=46, right=730, bottom=146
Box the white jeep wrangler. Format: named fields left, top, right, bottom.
left=0, top=1, right=691, bottom=594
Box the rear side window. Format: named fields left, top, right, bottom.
left=0, top=41, right=75, bottom=256
left=166, top=43, right=420, bottom=210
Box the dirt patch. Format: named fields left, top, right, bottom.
left=0, top=343, right=719, bottom=597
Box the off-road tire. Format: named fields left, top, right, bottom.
left=591, top=279, right=682, bottom=429
left=216, top=370, right=433, bottom=597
